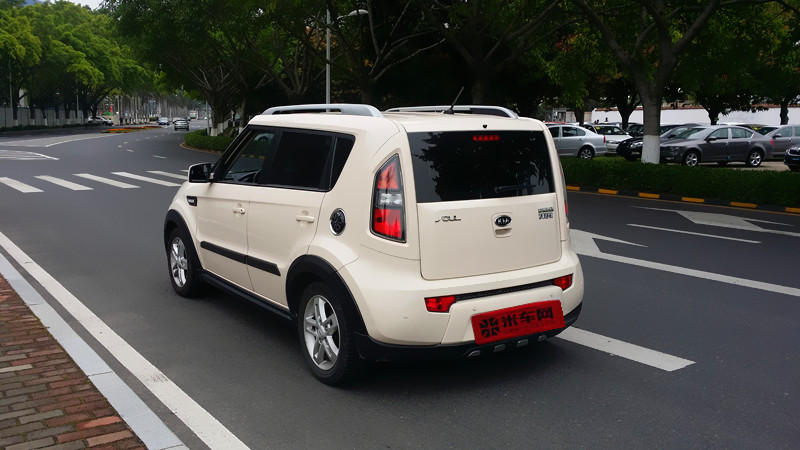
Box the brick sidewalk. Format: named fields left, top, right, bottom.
left=0, top=275, right=146, bottom=449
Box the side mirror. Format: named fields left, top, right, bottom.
left=706, top=136, right=718, bottom=142
left=188, top=163, right=212, bottom=183
left=774, top=133, right=783, bottom=138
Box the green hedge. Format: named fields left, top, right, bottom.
left=561, top=157, right=800, bottom=208
left=184, top=129, right=234, bottom=152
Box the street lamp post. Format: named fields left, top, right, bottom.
left=326, top=9, right=368, bottom=104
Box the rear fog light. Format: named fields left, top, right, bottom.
left=425, top=295, right=456, bottom=312
left=553, top=274, right=573, bottom=290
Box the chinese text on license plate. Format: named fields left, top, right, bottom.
left=471, top=300, right=564, bottom=345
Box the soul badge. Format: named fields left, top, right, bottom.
left=538, top=207, right=554, bottom=220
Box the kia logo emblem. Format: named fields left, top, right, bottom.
left=495, top=215, right=512, bottom=227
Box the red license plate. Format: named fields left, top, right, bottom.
left=471, top=300, right=564, bottom=345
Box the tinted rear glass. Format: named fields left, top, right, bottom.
left=408, top=130, right=554, bottom=203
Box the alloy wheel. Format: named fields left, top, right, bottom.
left=303, top=294, right=340, bottom=370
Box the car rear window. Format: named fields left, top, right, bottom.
left=408, top=130, right=554, bottom=203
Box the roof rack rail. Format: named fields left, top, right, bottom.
left=263, top=104, right=383, bottom=117
left=385, top=105, right=518, bottom=118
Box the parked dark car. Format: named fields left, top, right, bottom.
left=784, top=145, right=800, bottom=171
left=763, top=125, right=800, bottom=156
left=659, top=125, right=774, bottom=167
left=616, top=124, right=698, bottom=161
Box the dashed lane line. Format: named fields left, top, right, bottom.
left=558, top=328, right=695, bottom=372
left=111, top=172, right=182, bottom=187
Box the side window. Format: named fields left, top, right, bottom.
left=219, top=131, right=277, bottom=184
left=793, top=126, right=800, bottom=137
left=547, top=127, right=559, bottom=138
left=563, top=127, right=584, bottom=137
left=731, top=128, right=749, bottom=139
left=710, top=129, right=728, bottom=140
left=263, top=131, right=334, bottom=190
left=777, top=127, right=792, bottom=137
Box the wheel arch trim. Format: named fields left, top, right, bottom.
left=286, top=255, right=367, bottom=334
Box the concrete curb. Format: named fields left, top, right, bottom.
left=566, top=185, right=800, bottom=215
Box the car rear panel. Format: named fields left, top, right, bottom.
left=407, top=129, right=562, bottom=280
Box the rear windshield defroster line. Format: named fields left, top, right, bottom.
left=408, top=130, right=555, bottom=203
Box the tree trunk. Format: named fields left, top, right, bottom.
left=639, top=94, right=663, bottom=164
left=779, top=97, right=789, bottom=125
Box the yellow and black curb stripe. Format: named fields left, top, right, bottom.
left=566, top=185, right=800, bottom=215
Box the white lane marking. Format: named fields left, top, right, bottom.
left=627, top=224, right=761, bottom=243
left=0, top=177, right=43, bottom=193
left=148, top=171, right=188, bottom=180
left=569, top=230, right=646, bottom=254
left=1, top=134, right=116, bottom=147
left=558, top=328, right=695, bottom=371
left=0, top=231, right=249, bottom=449
left=572, top=230, right=800, bottom=297
left=74, top=173, right=139, bottom=189
left=638, top=207, right=800, bottom=238
left=35, top=176, right=92, bottom=191
left=0, top=250, right=187, bottom=450
left=0, top=150, right=59, bottom=160
left=153, top=155, right=167, bottom=159
left=112, top=172, right=181, bottom=187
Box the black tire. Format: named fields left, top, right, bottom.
left=745, top=149, right=763, bottom=167
left=682, top=151, right=700, bottom=167
left=790, top=166, right=799, bottom=172
left=577, top=147, right=594, bottom=160
left=297, top=282, right=362, bottom=385
left=166, top=227, right=203, bottom=297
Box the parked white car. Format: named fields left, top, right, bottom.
left=581, top=124, right=632, bottom=153
left=164, top=104, right=584, bottom=384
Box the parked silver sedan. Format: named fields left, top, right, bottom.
left=546, top=124, right=607, bottom=159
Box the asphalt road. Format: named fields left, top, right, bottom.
left=0, top=125, right=797, bottom=448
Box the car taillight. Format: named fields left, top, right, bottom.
left=372, top=155, right=405, bottom=241
left=553, top=274, right=573, bottom=290
left=425, top=295, right=456, bottom=312
left=603, top=136, right=606, bottom=143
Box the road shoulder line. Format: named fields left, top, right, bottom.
left=0, top=230, right=248, bottom=449
left=0, top=247, right=186, bottom=450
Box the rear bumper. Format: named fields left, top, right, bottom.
left=354, top=303, right=582, bottom=361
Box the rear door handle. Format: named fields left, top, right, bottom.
left=296, top=215, right=315, bottom=223
left=233, top=207, right=246, bottom=215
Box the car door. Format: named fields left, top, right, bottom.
left=701, top=128, right=730, bottom=161
left=561, top=126, right=586, bottom=156
left=246, top=130, right=341, bottom=307
left=729, top=127, right=751, bottom=160
left=192, top=129, right=276, bottom=290
left=772, top=126, right=795, bottom=155
left=547, top=126, right=566, bottom=156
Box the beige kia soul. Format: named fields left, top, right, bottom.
left=164, top=104, right=584, bottom=384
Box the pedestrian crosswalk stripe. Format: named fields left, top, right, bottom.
left=111, top=172, right=182, bottom=187
left=74, top=173, right=139, bottom=189
left=0, top=150, right=58, bottom=160
left=35, top=176, right=93, bottom=191
left=147, top=171, right=187, bottom=180
left=0, top=177, right=43, bottom=193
